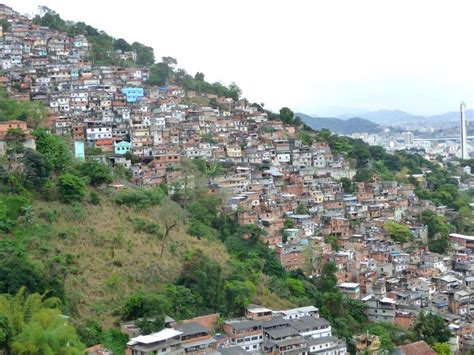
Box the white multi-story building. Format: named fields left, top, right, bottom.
left=86, top=127, right=112, bottom=141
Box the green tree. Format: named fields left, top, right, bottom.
left=0, top=288, right=83, bottom=354
left=453, top=206, right=474, bottom=234
left=384, top=221, right=412, bottom=245
left=421, top=210, right=451, bottom=254
left=317, top=262, right=338, bottom=293
left=349, top=143, right=371, bottom=169
left=354, top=168, right=376, bottom=183
left=340, top=177, right=356, bottom=194
left=284, top=218, right=295, bottom=229
left=367, top=325, right=395, bottom=351
left=11, top=308, right=84, bottom=354
left=279, top=107, right=295, bottom=124
left=345, top=299, right=367, bottom=324
left=147, top=57, right=177, bottom=86
left=32, top=129, right=72, bottom=173
left=324, top=235, right=339, bottom=252
left=413, top=311, right=451, bottom=345
left=177, top=250, right=224, bottom=313
left=131, top=42, right=155, bottom=66
left=286, top=278, right=306, bottom=297
left=88, top=33, right=116, bottom=65
left=429, top=238, right=448, bottom=254
left=0, top=257, right=54, bottom=296
left=421, top=210, right=450, bottom=239
left=22, top=149, right=52, bottom=191
left=0, top=194, right=30, bottom=232
left=136, top=316, right=165, bottom=335
left=121, top=293, right=170, bottom=321
left=228, top=82, right=242, bottom=101
left=236, top=224, right=267, bottom=244
left=100, top=328, right=128, bottom=355
left=77, top=323, right=128, bottom=355
left=33, top=7, right=66, bottom=31
left=300, top=131, right=314, bottom=146
left=187, top=191, right=221, bottom=227
left=58, top=173, right=86, bottom=203
left=194, top=72, right=205, bottom=81
left=0, top=314, right=10, bottom=350
left=224, top=280, right=256, bottom=315
left=433, top=342, right=451, bottom=355
left=77, top=159, right=112, bottom=186
left=114, top=38, right=132, bottom=51
left=322, top=291, right=345, bottom=319
left=164, top=285, right=197, bottom=321
left=295, top=202, right=308, bottom=215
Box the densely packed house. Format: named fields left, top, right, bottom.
left=1, top=4, right=474, bottom=353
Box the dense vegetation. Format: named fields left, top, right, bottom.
left=148, top=58, right=242, bottom=100
left=0, top=289, right=84, bottom=354
left=0, top=89, right=47, bottom=127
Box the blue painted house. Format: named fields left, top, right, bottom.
left=122, top=87, right=144, bottom=103
left=114, top=141, right=132, bottom=155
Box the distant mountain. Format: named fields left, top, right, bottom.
left=336, top=109, right=473, bottom=125
left=427, top=109, right=474, bottom=124
left=297, top=113, right=380, bottom=134
left=361, top=110, right=423, bottom=124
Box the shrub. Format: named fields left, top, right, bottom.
left=58, top=173, right=86, bottom=203
left=77, top=160, right=112, bottom=186
left=0, top=194, right=30, bottom=232
left=112, top=187, right=166, bottom=207
left=89, top=190, right=101, bottom=205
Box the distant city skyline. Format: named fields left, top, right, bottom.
left=8, top=0, right=474, bottom=116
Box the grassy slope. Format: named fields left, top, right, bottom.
left=25, top=192, right=228, bottom=326
left=23, top=191, right=294, bottom=326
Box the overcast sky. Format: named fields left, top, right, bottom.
left=7, top=0, right=474, bottom=116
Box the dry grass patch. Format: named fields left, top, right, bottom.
left=29, top=195, right=228, bottom=326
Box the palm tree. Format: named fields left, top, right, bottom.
left=0, top=288, right=84, bottom=354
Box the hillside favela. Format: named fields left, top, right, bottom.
left=0, top=2, right=473, bottom=355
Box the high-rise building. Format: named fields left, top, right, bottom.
left=403, top=131, right=413, bottom=146
left=460, top=102, right=468, bottom=160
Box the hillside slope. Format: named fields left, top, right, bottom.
left=23, top=193, right=229, bottom=326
